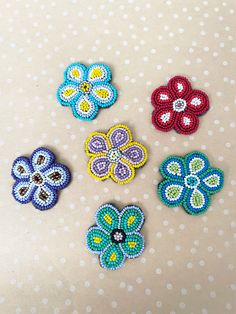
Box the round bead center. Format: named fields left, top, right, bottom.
left=184, top=174, right=200, bottom=189
left=111, top=229, right=126, bottom=244
left=107, top=148, right=122, bottom=163
left=31, top=172, right=44, bottom=186
left=79, top=81, right=92, bottom=93
left=173, top=98, right=187, bottom=112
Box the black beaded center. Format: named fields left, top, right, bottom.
left=110, top=228, right=126, bottom=244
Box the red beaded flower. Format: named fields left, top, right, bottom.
left=151, top=76, right=209, bottom=135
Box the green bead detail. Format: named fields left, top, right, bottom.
left=166, top=185, right=183, bottom=201
left=100, top=243, right=125, bottom=270
left=96, top=204, right=119, bottom=233
left=120, top=206, right=144, bottom=233
left=120, top=233, right=144, bottom=258
left=86, top=227, right=110, bottom=253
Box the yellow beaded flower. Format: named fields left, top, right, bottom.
left=85, top=124, right=148, bottom=184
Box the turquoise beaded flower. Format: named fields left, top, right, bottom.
left=158, top=151, right=224, bottom=215
left=86, top=204, right=145, bottom=270
left=57, top=63, right=117, bottom=120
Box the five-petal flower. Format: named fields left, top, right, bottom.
left=85, top=124, right=148, bottom=184
left=158, top=151, right=224, bottom=215
left=86, top=204, right=145, bottom=270
left=57, top=62, right=117, bottom=120
left=152, top=76, right=209, bottom=134
left=11, top=147, right=71, bottom=210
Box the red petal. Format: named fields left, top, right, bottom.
left=175, top=111, right=199, bottom=134
left=186, top=90, right=209, bottom=115
left=152, top=107, right=177, bottom=132
left=151, top=86, right=174, bottom=107
left=168, top=76, right=191, bottom=99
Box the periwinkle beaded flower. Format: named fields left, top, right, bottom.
left=158, top=151, right=224, bottom=215
left=152, top=76, right=209, bottom=134
left=86, top=204, right=145, bottom=270
left=85, top=124, right=148, bottom=184
left=11, top=147, right=71, bottom=210
left=57, top=62, right=117, bottom=120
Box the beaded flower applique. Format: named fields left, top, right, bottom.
left=151, top=76, right=209, bottom=134
left=158, top=151, right=224, bottom=215
left=11, top=147, right=71, bottom=210
left=85, top=124, right=148, bottom=184
left=57, top=62, right=117, bottom=120
left=86, top=204, right=145, bottom=270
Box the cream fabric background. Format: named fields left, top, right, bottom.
left=0, top=0, right=236, bottom=313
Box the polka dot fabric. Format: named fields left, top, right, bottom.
left=0, top=1, right=235, bottom=314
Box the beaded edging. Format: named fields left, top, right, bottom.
left=151, top=76, right=209, bottom=135
left=86, top=203, right=145, bottom=270
left=11, top=147, right=71, bottom=211
left=85, top=124, right=148, bottom=184
left=57, top=62, right=118, bottom=121
left=157, top=151, right=224, bottom=215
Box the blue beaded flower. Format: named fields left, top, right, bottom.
left=86, top=204, right=145, bottom=270
left=57, top=63, right=118, bottom=120
left=158, top=151, right=224, bottom=215
left=11, top=147, right=71, bottom=211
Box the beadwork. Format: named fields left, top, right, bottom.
left=157, top=151, right=224, bottom=215
left=57, top=62, right=117, bottom=120
left=86, top=204, right=145, bottom=270
left=11, top=147, right=71, bottom=210
left=151, top=76, right=209, bottom=135
left=85, top=124, right=148, bottom=184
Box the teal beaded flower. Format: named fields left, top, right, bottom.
left=57, top=63, right=117, bottom=120
left=86, top=204, right=145, bottom=270
left=158, top=151, right=224, bottom=215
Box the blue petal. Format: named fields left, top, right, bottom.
left=11, top=157, right=33, bottom=180
left=71, top=94, right=98, bottom=120
left=99, top=243, right=125, bottom=270
left=44, top=163, right=71, bottom=190
left=185, top=151, right=209, bottom=176
left=57, top=82, right=81, bottom=106
left=87, top=63, right=112, bottom=83
left=200, top=168, right=224, bottom=194
left=32, top=183, right=58, bottom=211
left=158, top=180, right=187, bottom=207
left=31, top=147, right=55, bottom=172
left=183, top=187, right=210, bottom=215
left=12, top=180, right=36, bottom=204
left=89, top=82, right=117, bottom=108
left=64, top=62, right=87, bottom=83
left=159, top=156, right=186, bottom=180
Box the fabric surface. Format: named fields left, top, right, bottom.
left=0, top=0, right=236, bottom=313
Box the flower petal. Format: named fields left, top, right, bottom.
left=86, top=226, right=110, bottom=254
left=187, top=90, right=209, bottom=115
left=121, top=142, right=148, bottom=168
left=183, top=187, right=210, bottom=215
left=159, top=156, right=186, bottom=180
left=200, top=168, right=224, bottom=194
left=152, top=107, right=177, bottom=132
left=120, top=232, right=144, bottom=259
left=64, top=63, right=87, bottom=84
left=44, top=163, right=71, bottom=190
left=57, top=83, right=80, bottom=106
left=31, top=147, right=55, bottom=172
left=111, top=159, right=135, bottom=184
left=11, top=157, right=32, bottom=180
left=87, top=63, right=112, bottom=83
left=90, top=83, right=117, bottom=108
left=175, top=110, right=199, bottom=134
left=120, top=206, right=144, bottom=233
left=158, top=180, right=187, bottom=207
left=32, top=184, right=58, bottom=210
left=168, top=76, right=191, bottom=98
left=12, top=180, right=36, bottom=204
left=99, top=243, right=125, bottom=270
left=185, top=151, right=209, bottom=176
left=151, top=86, right=174, bottom=107
left=85, top=132, right=109, bottom=156
left=71, top=95, right=98, bottom=120
left=95, top=204, right=119, bottom=233
left=88, top=155, right=112, bottom=180
left=107, top=124, right=132, bottom=148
